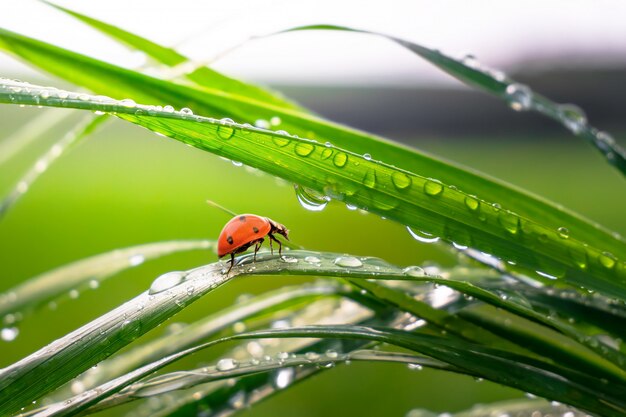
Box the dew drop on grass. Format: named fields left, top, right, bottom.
left=557, top=227, right=570, bottom=239
left=276, top=351, right=289, bottom=361
left=505, top=83, right=532, bottom=111
left=363, top=153, right=372, bottom=160
left=321, top=148, right=333, bottom=160
left=464, top=195, right=479, bottom=211
left=163, top=105, right=175, bottom=113
left=272, top=130, right=291, bottom=147
left=305, top=351, right=320, bottom=360
left=120, top=98, right=136, bottom=108
left=333, top=152, right=348, bottom=168
left=423, top=179, right=443, bottom=196
left=569, top=245, right=588, bottom=270
left=1, top=327, right=19, bottom=342
left=346, top=203, right=357, bottom=211
left=334, top=256, right=363, bottom=268
left=407, top=227, right=440, bottom=243
left=304, top=256, right=321, bottom=264
left=403, top=266, right=426, bottom=277
left=558, top=104, right=587, bottom=134
left=216, top=358, right=238, bottom=371
left=294, top=142, right=315, bottom=156
left=599, top=252, right=617, bottom=269
left=325, top=349, right=339, bottom=358
left=179, top=107, right=193, bottom=116
left=363, top=169, right=376, bottom=189
left=280, top=256, right=298, bottom=263
left=498, top=211, right=520, bottom=235
left=391, top=172, right=412, bottom=190
left=149, top=271, right=186, bottom=294
left=596, top=131, right=616, bottom=152
left=217, top=118, right=235, bottom=139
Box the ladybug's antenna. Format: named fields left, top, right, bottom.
left=206, top=199, right=238, bottom=217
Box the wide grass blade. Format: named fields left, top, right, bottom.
left=2, top=80, right=625, bottom=301
left=0, top=239, right=214, bottom=321
left=0, top=27, right=622, bottom=268
left=407, top=398, right=585, bottom=417
left=282, top=25, right=626, bottom=175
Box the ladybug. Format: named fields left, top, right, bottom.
left=218, top=214, right=290, bottom=273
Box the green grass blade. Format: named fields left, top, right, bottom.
left=40, top=1, right=303, bottom=111
left=408, top=398, right=584, bottom=417
left=2, top=80, right=625, bottom=299
left=0, top=114, right=107, bottom=220
left=0, top=27, right=623, bottom=266
left=0, top=240, right=214, bottom=321
left=282, top=25, right=626, bottom=175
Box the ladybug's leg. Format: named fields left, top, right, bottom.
left=253, top=238, right=264, bottom=261
left=268, top=234, right=283, bottom=256
left=227, top=253, right=234, bottom=274
left=268, top=237, right=274, bottom=255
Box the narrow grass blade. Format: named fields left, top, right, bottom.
left=40, top=1, right=302, bottom=112
left=0, top=27, right=622, bottom=267
left=2, top=81, right=625, bottom=302
left=282, top=25, right=626, bottom=175
left=0, top=114, right=107, bottom=220
left=0, top=240, right=214, bottom=322
left=407, top=398, right=585, bottom=417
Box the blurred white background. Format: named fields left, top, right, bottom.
left=1, top=0, right=626, bottom=86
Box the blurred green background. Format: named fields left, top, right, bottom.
left=1, top=81, right=625, bottom=416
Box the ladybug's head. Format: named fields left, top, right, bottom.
left=268, top=218, right=290, bottom=241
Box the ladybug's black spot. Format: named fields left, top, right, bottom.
left=239, top=215, right=246, bottom=222
left=226, top=235, right=234, bottom=245
left=252, top=226, right=259, bottom=233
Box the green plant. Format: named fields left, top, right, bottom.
left=0, top=4, right=624, bottom=417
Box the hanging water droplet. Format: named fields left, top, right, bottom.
left=1, top=327, right=19, bottom=342
left=464, top=195, right=479, bottom=211
left=334, top=256, right=363, bottom=268
left=599, top=252, right=617, bottom=269
left=558, top=104, right=587, bottom=134
left=272, top=131, right=291, bottom=147
left=216, top=358, right=238, bottom=371
left=363, top=169, right=376, bottom=189
left=333, top=152, right=348, bottom=168
left=403, top=265, right=426, bottom=277
left=129, top=254, right=145, bottom=266
left=217, top=118, right=235, bottom=140
left=295, top=142, right=315, bottom=156
left=180, top=107, right=193, bottom=116
left=407, top=227, right=440, bottom=243
left=557, top=227, right=570, bottom=239
left=423, top=179, right=443, bottom=196
left=294, top=185, right=329, bottom=211
left=149, top=271, right=186, bottom=294
left=505, top=83, right=532, bottom=111
left=391, top=172, right=412, bottom=190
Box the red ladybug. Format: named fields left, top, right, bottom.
left=218, top=214, right=290, bottom=273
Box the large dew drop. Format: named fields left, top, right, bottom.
left=217, top=118, right=235, bottom=140
left=149, top=271, right=187, bottom=294
left=558, top=104, right=587, bottom=134
left=423, top=179, right=443, bottom=196
left=295, top=142, right=315, bottom=156
left=391, top=172, right=412, bottom=190
left=334, top=256, right=363, bottom=268
left=505, top=83, right=532, bottom=111
left=294, top=184, right=329, bottom=211
left=216, top=358, right=239, bottom=371
left=333, top=152, right=348, bottom=168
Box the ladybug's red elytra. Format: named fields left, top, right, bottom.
left=217, top=214, right=289, bottom=273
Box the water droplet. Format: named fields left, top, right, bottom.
left=557, top=227, right=570, bottom=239
left=186, top=285, right=195, bottom=295
left=270, top=116, right=281, bottom=126
left=149, top=271, right=186, bottom=294
left=232, top=321, right=246, bottom=333
left=333, top=152, right=348, bottom=168
left=464, top=195, right=479, bottom=211
left=559, top=104, right=587, bottom=134
left=180, top=107, right=193, bottom=116
left=325, top=349, right=339, bottom=359
left=423, top=179, right=443, bottom=196
left=129, top=254, right=145, bottom=266
left=295, top=142, right=315, bottom=156
left=452, top=242, right=468, bottom=250
left=280, top=256, right=298, bottom=263
left=231, top=160, right=243, bottom=167
left=321, top=148, right=333, bottom=160
left=498, top=211, right=520, bottom=234
left=363, top=169, right=376, bottom=189
left=254, top=119, right=270, bottom=129
left=294, top=185, right=329, bottom=211
left=363, top=153, right=372, bottom=160
left=217, top=118, right=235, bottom=139
left=276, top=351, right=289, bottom=361
left=274, top=368, right=294, bottom=389
left=305, top=351, right=320, bottom=360
left=216, top=358, right=238, bottom=371
left=569, top=245, right=588, bottom=270
left=391, top=172, right=412, bottom=190
left=272, top=131, right=291, bottom=147
left=345, top=203, right=357, bottom=211
left=120, top=98, right=136, bottom=108
left=334, top=256, right=363, bottom=268
left=163, top=105, right=175, bottom=113
left=403, top=266, right=426, bottom=277
left=599, top=252, right=617, bottom=269
left=407, top=227, right=440, bottom=243
left=1, top=327, right=19, bottom=342
left=407, top=363, right=423, bottom=371
left=304, top=256, right=321, bottom=264
left=596, top=131, right=616, bottom=153
left=505, top=83, right=532, bottom=111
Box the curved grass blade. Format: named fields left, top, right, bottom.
left=407, top=398, right=585, bottom=417
left=0, top=239, right=214, bottom=323
left=2, top=81, right=625, bottom=301
left=40, top=1, right=302, bottom=112
left=0, top=114, right=107, bottom=220
left=0, top=27, right=623, bottom=266
left=282, top=25, right=626, bottom=175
